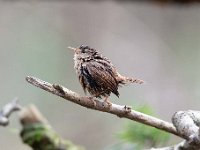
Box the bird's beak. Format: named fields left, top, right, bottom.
left=68, top=46, right=76, bottom=51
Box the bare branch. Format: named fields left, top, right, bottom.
left=26, top=76, right=185, bottom=139
left=19, top=105, right=84, bottom=150
left=19, top=104, right=48, bottom=125
left=150, top=110, right=200, bottom=150
left=0, top=98, right=22, bottom=126
left=172, top=110, right=200, bottom=149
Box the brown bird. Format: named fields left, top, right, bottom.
left=68, top=45, right=144, bottom=105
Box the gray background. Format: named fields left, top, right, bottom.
left=0, top=1, right=200, bottom=150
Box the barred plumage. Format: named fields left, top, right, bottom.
left=68, top=45, right=144, bottom=103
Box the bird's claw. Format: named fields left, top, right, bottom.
left=87, top=96, right=97, bottom=107
left=103, top=97, right=112, bottom=107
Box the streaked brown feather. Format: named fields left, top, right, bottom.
left=72, top=45, right=144, bottom=100
left=85, top=62, right=119, bottom=97
left=78, top=62, right=116, bottom=98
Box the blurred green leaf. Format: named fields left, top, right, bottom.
left=117, top=105, right=170, bottom=149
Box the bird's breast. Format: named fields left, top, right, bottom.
left=73, top=54, right=81, bottom=72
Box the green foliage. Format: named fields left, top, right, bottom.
left=118, top=105, right=170, bottom=149
left=21, top=123, right=85, bottom=150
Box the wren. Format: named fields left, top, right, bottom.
left=68, top=45, right=144, bottom=105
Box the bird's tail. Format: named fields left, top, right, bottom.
left=117, top=73, right=144, bottom=84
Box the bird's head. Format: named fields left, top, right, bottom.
left=68, top=45, right=97, bottom=59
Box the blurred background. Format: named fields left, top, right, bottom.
left=0, top=0, right=200, bottom=149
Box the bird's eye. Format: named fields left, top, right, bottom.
left=82, top=49, right=86, bottom=53
left=85, top=46, right=89, bottom=49
left=79, top=45, right=84, bottom=49
left=79, top=45, right=90, bottom=53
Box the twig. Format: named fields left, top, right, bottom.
left=0, top=98, right=22, bottom=126
left=25, top=76, right=186, bottom=139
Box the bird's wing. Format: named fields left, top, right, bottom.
left=83, top=62, right=119, bottom=97
left=78, top=73, right=87, bottom=94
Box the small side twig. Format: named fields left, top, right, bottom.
left=26, top=76, right=185, bottom=139
left=0, top=98, right=22, bottom=126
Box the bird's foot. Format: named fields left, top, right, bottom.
left=86, top=96, right=97, bottom=107
left=103, top=97, right=112, bottom=107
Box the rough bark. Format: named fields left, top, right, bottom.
left=150, top=111, right=200, bottom=150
